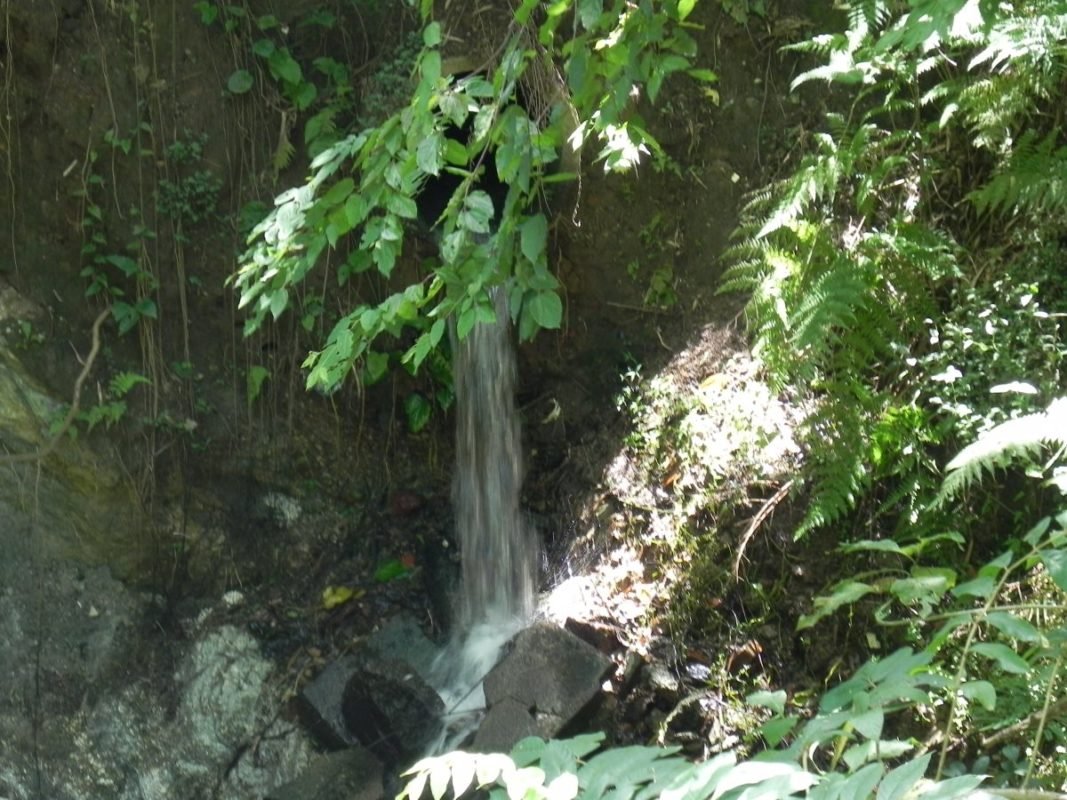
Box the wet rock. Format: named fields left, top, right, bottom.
left=342, top=655, right=445, bottom=764
left=268, top=746, right=384, bottom=800
left=475, top=622, right=612, bottom=752
left=472, top=697, right=540, bottom=753
left=564, top=617, right=622, bottom=654
left=298, top=656, right=363, bottom=749
left=362, top=613, right=440, bottom=682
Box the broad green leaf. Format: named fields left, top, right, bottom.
left=252, top=38, right=275, bottom=57
left=459, top=191, right=494, bottom=234
left=527, top=290, right=562, bottom=329
left=960, top=680, right=996, bottom=710
left=951, top=576, right=996, bottom=599
left=227, top=69, right=254, bottom=94
left=971, top=642, right=1030, bottom=675
left=985, top=611, right=1043, bottom=644
left=323, top=177, right=354, bottom=206
left=388, top=192, right=419, bottom=219
left=759, top=715, right=798, bottom=747
left=877, top=753, right=930, bottom=800
left=677, top=0, right=697, bottom=21
left=797, top=581, right=876, bottom=631
left=747, top=690, right=787, bottom=714
left=418, top=132, right=444, bottom=176
left=423, top=21, right=442, bottom=47
left=421, top=50, right=442, bottom=84
left=520, top=213, right=548, bottom=265
left=1040, top=547, right=1067, bottom=592
left=510, top=737, right=547, bottom=768
left=851, top=708, right=884, bottom=741
left=268, top=49, right=302, bottom=84
left=579, top=0, right=602, bottom=29
left=269, top=288, right=288, bottom=319
left=246, top=365, right=269, bottom=406
left=457, top=306, right=477, bottom=339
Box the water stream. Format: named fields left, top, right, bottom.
left=430, top=289, right=539, bottom=749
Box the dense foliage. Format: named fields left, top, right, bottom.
left=231, top=0, right=714, bottom=393
left=719, top=0, right=1067, bottom=792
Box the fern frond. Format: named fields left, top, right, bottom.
left=937, top=397, right=1067, bottom=505
left=970, top=130, right=1067, bottom=218
left=796, top=395, right=874, bottom=537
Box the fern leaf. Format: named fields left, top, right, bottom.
left=937, top=397, right=1067, bottom=505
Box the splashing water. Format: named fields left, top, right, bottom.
left=430, top=289, right=538, bottom=750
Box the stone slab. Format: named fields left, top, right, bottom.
left=267, top=746, right=384, bottom=800
left=480, top=622, right=612, bottom=748
left=297, top=655, right=362, bottom=749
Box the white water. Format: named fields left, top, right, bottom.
left=429, top=289, right=538, bottom=751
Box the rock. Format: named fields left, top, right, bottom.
left=298, top=615, right=445, bottom=754
left=643, top=662, right=681, bottom=707
left=564, top=617, right=622, bottom=654
left=362, top=614, right=440, bottom=683
left=342, top=655, right=445, bottom=764
left=298, top=656, right=362, bottom=749
left=472, top=697, right=539, bottom=753
left=477, top=622, right=612, bottom=751
left=268, top=746, right=384, bottom=800
left=0, top=343, right=143, bottom=577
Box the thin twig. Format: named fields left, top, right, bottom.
left=0, top=308, right=110, bottom=464
left=732, top=479, right=793, bottom=579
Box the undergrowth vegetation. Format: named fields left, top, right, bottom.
left=712, top=0, right=1067, bottom=794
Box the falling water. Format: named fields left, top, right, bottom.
left=430, top=288, right=538, bottom=749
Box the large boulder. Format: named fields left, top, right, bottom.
left=267, top=746, right=384, bottom=800
left=473, top=622, right=613, bottom=752
left=0, top=294, right=142, bottom=578
left=298, top=615, right=446, bottom=759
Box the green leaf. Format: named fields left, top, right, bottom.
left=960, top=680, right=996, bottom=711
left=405, top=393, right=432, bottom=433
left=268, top=49, right=302, bottom=84
left=520, top=214, right=548, bottom=265
left=747, top=690, right=787, bottom=714
left=877, top=754, right=931, bottom=800
left=246, top=365, right=270, bottom=407
left=985, top=611, right=1044, bottom=644
left=323, top=177, right=355, bottom=206
left=227, top=69, right=254, bottom=94
left=687, top=67, right=717, bottom=82
left=459, top=191, right=494, bottom=234
left=797, top=581, right=876, bottom=630
left=423, top=21, right=442, bottom=47
left=758, top=715, right=798, bottom=747
left=971, top=642, right=1031, bottom=675
left=374, top=558, right=411, bottom=582
left=526, top=290, right=562, bottom=330
left=578, top=0, right=602, bottom=29
left=387, top=192, right=419, bottom=220
left=1041, top=547, right=1067, bottom=592
left=252, top=38, right=275, bottom=57
left=417, top=132, right=444, bottom=176
left=677, top=0, right=697, bottom=21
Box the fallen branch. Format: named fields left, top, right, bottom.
left=0, top=307, right=110, bottom=464
left=732, top=479, right=793, bottom=580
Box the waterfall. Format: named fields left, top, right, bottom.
left=430, top=288, right=538, bottom=749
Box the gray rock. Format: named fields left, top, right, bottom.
left=342, top=655, right=445, bottom=763
left=479, top=622, right=612, bottom=750
left=268, top=746, right=384, bottom=800
left=471, top=697, right=539, bottom=753
left=298, top=656, right=363, bottom=749
left=363, top=614, right=441, bottom=683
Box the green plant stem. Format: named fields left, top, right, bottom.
left=1022, top=651, right=1064, bottom=790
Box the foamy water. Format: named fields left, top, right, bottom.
left=428, top=288, right=538, bottom=752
